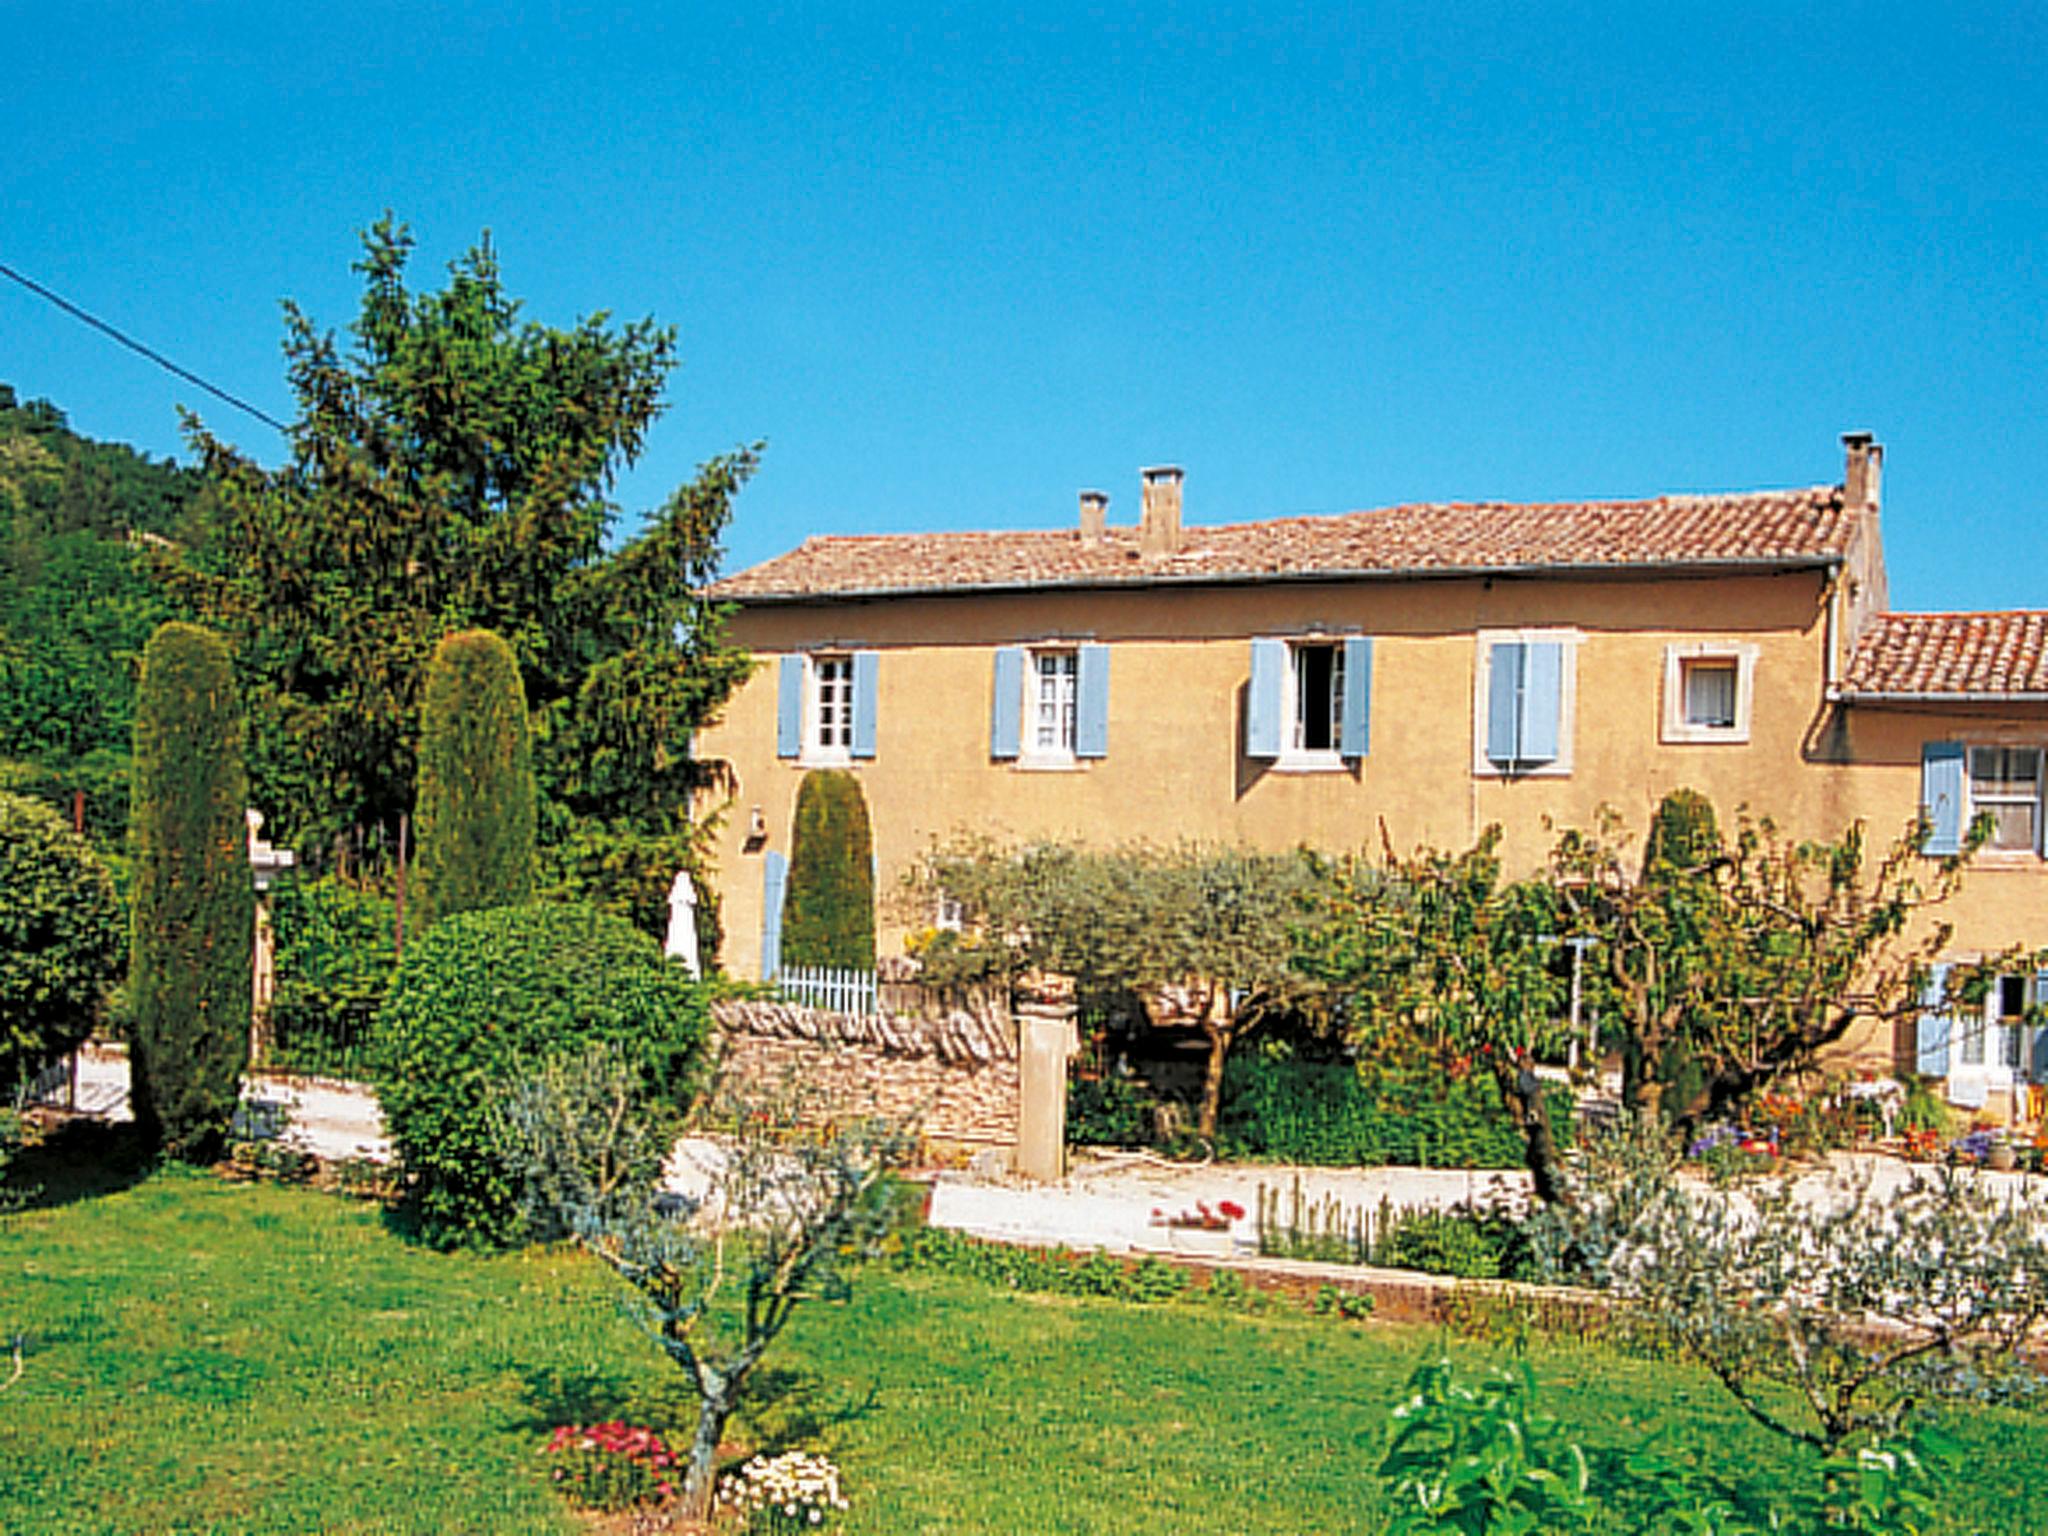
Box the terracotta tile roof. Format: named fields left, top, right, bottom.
left=711, top=485, right=1855, bottom=602
left=1843, top=611, right=2048, bottom=698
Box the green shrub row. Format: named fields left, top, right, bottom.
left=1215, top=1055, right=1572, bottom=1170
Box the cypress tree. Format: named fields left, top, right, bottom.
left=413, top=629, right=535, bottom=934
left=129, top=621, right=253, bottom=1161
left=1637, top=787, right=1725, bottom=1121
left=781, top=770, right=876, bottom=971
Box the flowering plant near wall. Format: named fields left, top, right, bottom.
left=541, top=1421, right=678, bottom=1511
left=715, top=1451, right=850, bottom=1530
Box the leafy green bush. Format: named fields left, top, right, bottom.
left=128, top=621, right=252, bottom=1161
left=372, top=901, right=709, bottom=1248
left=781, top=770, right=874, bottom=970
left=1216, top=1055, right=1570, bottom=1169
left=0, top=790, right=123, bottom=1088
left=1066, top=1070, right=1155, bottom=1147
left=413, top=629, right=535, bottom=934
left=267, top=876, right=397, bottom=1077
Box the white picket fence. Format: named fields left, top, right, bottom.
left=777, top=964, right=880, bottom=1018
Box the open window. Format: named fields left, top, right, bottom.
left=1246, top=635, right=1372, bottom=768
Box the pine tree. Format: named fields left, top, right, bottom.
left=413, top=629, right=535, bottom=934
left=129, top=621, right=252, bottom=1160
left=781, top=771, right=876, bottom=970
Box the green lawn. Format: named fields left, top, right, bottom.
left=3, top=1144, right=2045, bottom=1535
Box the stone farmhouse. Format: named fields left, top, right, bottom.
left=694, top=434, right=2047, bottom=1122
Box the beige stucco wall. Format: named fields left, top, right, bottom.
left=693, top=565, right=2041, bottom=987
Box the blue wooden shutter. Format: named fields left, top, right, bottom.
left=990, top=647, right=1023, bottom=759
left=1247, top=639, right=1285, bottom=758
left=1920, top=741, right=1964, bottom=855
left=1076, top=644, right=1110, bottom=759
left=2033, top=970, right=2048, bottom=1082
left=1519, top=641, right=1564, bottom=764
left=760, top=850, right=789, bottom=979
left=1340, top=636, right=1373, bottom=758
left=1915, top=961, right=1951, bottom=1076
left=776, top=657, right=803, bottom=758
left=850, top=651, right=879, bottom=759
left=1486, top=642, right=1525, bottom=764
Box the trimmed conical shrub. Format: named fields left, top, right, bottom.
left=129, top=621, right=252, bottom=1160
left=781, top=770, right=875, bottom=971
left=413, top=629, right=535, bottom=935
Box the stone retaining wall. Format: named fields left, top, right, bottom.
left=711, top=996, right=1021, bottom=1151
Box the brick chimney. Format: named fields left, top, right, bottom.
left=1078, top=489, right=1108, bottom=547
left=1139, top=465, right=1184, bottom=558
left=1842, top=431, right=1883, bottom=512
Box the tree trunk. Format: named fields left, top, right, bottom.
left=681, top=1376, right=734, bottom=1519
left=1195, top=1020, right=1235, bottom=1145
left=1497, top=1055, right=1570, bottom=1206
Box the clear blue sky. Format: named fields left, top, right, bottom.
left=4, top=2, right=2043, bottom=611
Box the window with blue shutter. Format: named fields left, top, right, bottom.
left=1339, top=636, right=1373, bottom=759
left=2032, top=970, right=2048, bottom=1083
left=1485, top=638, right=1565, bottom=769
left=990, top=647, right=1024, bottom=759
left=1915, top=962, right=1951, bottom=1077
left=1920, top=742, right=1964, bottom=855
left=760, top=851, right=789, bottom=979
left=1076, top=644, right=1110, bottom=759
left=1246, top=639, right=1286, bottom=759
left=776, top=657, right=803, bottom=758
left=850, top=651, right=878, bottom=758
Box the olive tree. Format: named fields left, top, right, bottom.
left=910, top=838, right=1333, bottom=1142
left=499, top=1064, right=913, bottom=1519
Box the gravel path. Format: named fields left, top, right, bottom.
left=54, top=1045, right=2046, bottom=1259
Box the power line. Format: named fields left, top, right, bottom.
left=0, top=258, right=289, bottom=435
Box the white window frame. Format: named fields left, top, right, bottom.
left=1966, top=743, right=2044, bottom=856
left=1471, top=628, right=1581, bottom=779
left=1278, top=637, right=1347, bottom=773
left=1660, top=642, right=1758, bottom=745
left=1020, top=646, right=1080, bottom=766
left=802, top=653, right=855, bottom=765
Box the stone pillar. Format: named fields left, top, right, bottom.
left=1013, top=974, right=1078, bottom=1182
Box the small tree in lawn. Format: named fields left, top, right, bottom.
left=129, top=621, right=252, bottom=1161
left=413, top=628, right=535, bottom=935
left=781, top=769, right=874, bottom=971
left=498, top=1061, right=913, bottom=1519
left=1298, top=828, right=1574, bottom=1203
left=911, top=838, right=1332, bottom=1143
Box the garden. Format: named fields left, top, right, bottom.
left=8, top=234, right=2048, bottom=1534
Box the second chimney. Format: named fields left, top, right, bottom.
left=1842, top=431, right=1883, bottom=512
left=1139, top=465, right=1184, bottom=558
left=1079, top=489, right=1109, bottom=546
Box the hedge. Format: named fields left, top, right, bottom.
left=1213, top=1055, right=1573, bottom=1170
left=0, top=791, right=123, bottom=1088
left=371, top=900, right=710, bottom=1248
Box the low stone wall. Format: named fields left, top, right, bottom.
left=710, top=996, right=1021, bottom=1151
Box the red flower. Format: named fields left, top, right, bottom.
left=1218, top=1200, right=1246, bottom=1222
